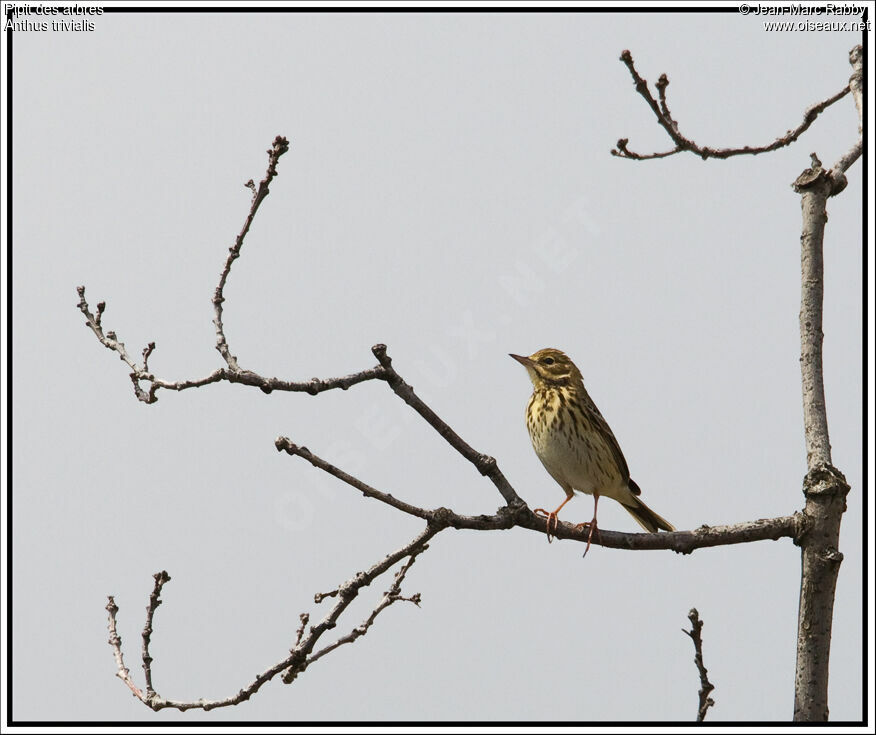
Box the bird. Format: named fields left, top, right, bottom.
left=510, top=348, right=674, bottom=554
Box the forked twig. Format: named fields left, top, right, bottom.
left=612, top=49, right=851, bottom=161
left=107, top=527, right=437, bottom=711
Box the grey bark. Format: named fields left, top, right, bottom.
left=791, top=45, right=860, bottom=722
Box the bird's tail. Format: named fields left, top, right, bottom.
left=622, top=493, right=675, bottom=533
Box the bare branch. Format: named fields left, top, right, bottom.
left=77, top=137, right=387, bottom=404
left=612, top=138, right=681, bottom=160
left=276, top=437, right=433, bottom=521
left=613, top=49, right=851, bottom=161
left=371, top=344, right=525, bottom=508
left=292, top=613, right=309, bottom=648
left=291, top=549, right=425, bottom=678
left=277, top=438, right=804, bottom=553
left=793, top=160, right=834, bottom=470
left=828, top=47, right=863, bottom=187
left=77, top=286, right=387, bottom=402
left=76, top=286, right=156, bottom=403
left=106, top=596, right=144, bottom=702
left=106, top=526, right=439, bottom=712
left=141, top=570, right=171, bottom=700
left=831, top=139, right=862, bottom=180
left=683, top=608, right=715, bottom=721
left=213, top=135, right=289, bottom=372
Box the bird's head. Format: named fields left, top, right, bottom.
left=509, top=348, right=583, bottom=388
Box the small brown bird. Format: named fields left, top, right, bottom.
left=510, top=348, right=674, bottom=553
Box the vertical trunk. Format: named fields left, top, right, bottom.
left=790, top=45, right=860, bottom=722
left=791, top=163, right=851, bottom=721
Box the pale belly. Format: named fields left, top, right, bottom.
left=528, top=404, right=631, bottom=503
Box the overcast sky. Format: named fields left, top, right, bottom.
left=8, top=6, right=867, bottom=723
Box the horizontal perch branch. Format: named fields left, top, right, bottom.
left=277, top=438, right=805, bottom=555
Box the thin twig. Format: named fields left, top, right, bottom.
left=288, top=549, right=425, bottom=680
left=371, top=344, right=525, bottom=508
left=276, top=438, right=433, bottom=521
left=213, top=135, right=289, bottom=371
left=141, top=571, right=171, bottom=700
left=292, top=613, right=310, bottom=649
left=76, top=286, right=155, bottom=403
left=613, top=49, right=851, bottom=161
left=613, top=138, right=681, bottom=160
left=683, top=608, right=715, bottom=721
left=106, top=597, right=144, bottom=701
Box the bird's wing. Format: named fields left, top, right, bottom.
left=580, top=386, right=632, bottom=485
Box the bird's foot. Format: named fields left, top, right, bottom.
left=575, top=519, right=601, bottom=557
left=533, top=508, right=559, bottom=543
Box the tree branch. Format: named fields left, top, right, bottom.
left=293, top=552, right=423, bottom=678
left=77, top=138, right=388, bottom=404
left=371, top=344, right=525, bottom=508
left=140, top=570, right=170, bottom=700
left=613, top=49, right=851, bottom=162
left=106, top=527, right=438, bottom=712
left=794, top=158, right=835, bottom=470
left=683, top=608, right=715, bottom=721
left=106, top=597, right=144, bottom=702
left=213, top=135, right=289, bottom=372
left=76, top=286, right=387, bottom=403
left=277, top=437, right=805, bottom=554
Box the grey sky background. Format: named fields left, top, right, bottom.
left=10, top=9, right=865, bottom=722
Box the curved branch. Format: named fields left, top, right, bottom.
left=213, top=135, right=289, bottom=371
left=613, top=49, right=851, bottom=161
left=77, top=136, right=387, bottom=404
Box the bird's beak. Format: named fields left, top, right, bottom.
left=509, top=353, right=535, bottom=368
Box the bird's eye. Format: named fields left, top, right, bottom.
left=543, top=357, right=555, bottom=365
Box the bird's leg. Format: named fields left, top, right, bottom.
left=533, top=494, right=573, bottom=543
left=575, top=494, right=601, bottom=557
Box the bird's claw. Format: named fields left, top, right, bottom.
left=575, top=520, right=601, bottom=557
left=533, top=507, right=559, bottom=543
